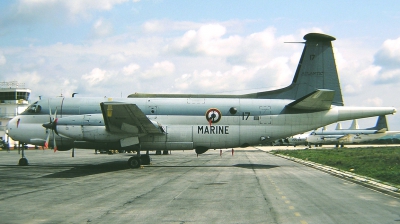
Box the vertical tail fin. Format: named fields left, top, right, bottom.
left=254, top=33, right=343, bottom=106
left=349, top=119, right=359, bottom=129
left=335, top=123, right=342, bottom=130
left=368, top=115, right=388, bottom=132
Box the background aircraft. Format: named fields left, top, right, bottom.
left=275, top=133, right=309, bottom=147
left=7, top=33, right=396, bottom=168
left=307, top=115, right=399, bottom=147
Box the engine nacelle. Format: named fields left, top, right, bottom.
left=195, top=146, right=209, bottom=154
left=55, top=114, right=132, bottom=142
left=57, top=125, right=132, bottom=142
left=56, top=114, right=104, bottom=126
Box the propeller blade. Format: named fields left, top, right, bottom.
left=53, top=118, right=59, bottom=135
left=44, top=131, right=50, bottom=149
left=44, top=105, right=59, bottom=152
left=53, top=131, right=57, bottom=153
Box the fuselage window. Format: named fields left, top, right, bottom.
left=25, top=102, right=42, bottom=113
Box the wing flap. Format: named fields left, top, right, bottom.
left=100, top=102, right=164, bottom=135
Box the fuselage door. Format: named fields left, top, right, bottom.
left=259, top=106, right=271, bottom=124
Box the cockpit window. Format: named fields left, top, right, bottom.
left=25, top=101, right=42, bottom=113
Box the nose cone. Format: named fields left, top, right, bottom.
left=7, top=116, right=19, bottom=138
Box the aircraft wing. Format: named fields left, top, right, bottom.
left=100, top=102, right=165, bottom=135
left=286, top=89, right=335, bottom=111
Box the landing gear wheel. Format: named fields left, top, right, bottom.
left=140, top=155, right=151, bottom=165
left=18, top=158, right=28, bottom=166
left=128, top=157, right=141, bottom=169
left=156, top=150, right=161, bottom=155
left=163, top=150, right=169, bottom=155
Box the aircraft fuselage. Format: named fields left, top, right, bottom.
left=7, top=96, right=396, bottom=152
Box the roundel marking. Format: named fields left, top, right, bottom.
left=205, top=108, right=222, bottom=124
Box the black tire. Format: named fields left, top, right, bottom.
left=156, top=150, right=161, bottom=155
left=18, top=158, right=28, bottom=166
left=128, top=157, right=141, bottom=169
left=140, top=155, right=151, bottom=165
left=163, top=150, right=169, bottom=155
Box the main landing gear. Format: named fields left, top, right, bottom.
left=127, top=151, right=152, bottom=169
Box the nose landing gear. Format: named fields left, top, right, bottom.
left=18, top=143, right=29, bottom=166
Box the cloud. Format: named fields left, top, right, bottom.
left=172, top=56, right=293, bottom=94
left=108, top=53, right=127, bottom=64
left=0, top=0, right=133, bottom=27
left=0, top=53, right=6, bottom=65
left=91, top=18, right=114, bottom=37
left=366, top=97, right=383, bottom=106
left=0, top=22, right=306, bottom=98
left=373, top=36, right=400, bottom=84
left=0, top=19, right=365, bottom=101
left=374, top=69, right=400, bottom=84
left=18, top=0, right=130, bottom=16
left=142, top=20, right=203, bottom=33
left=166, top=24, right=301, bottom=69
left=142, top=19, right=246, bottom=34
left=15, top=71, right=42, bottom=84
left=64, top=0, right=129, bottom=14
left=141, top=61, right=175, bottom=79
left=374, top=36, right=400, bottom=69
left=82, top=68, right=113, bottom=86
left=166, top=24, right=242, bottom=57
left=122, top=63, right=140, bottom=76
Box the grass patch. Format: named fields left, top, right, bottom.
left=271, top=147, right=400, bottom=186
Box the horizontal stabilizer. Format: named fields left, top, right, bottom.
left=376, top=128, right=387, bottom=133
left=286, top=89, right=335, bottom=111
left=100, top=102, right=165, bottom=135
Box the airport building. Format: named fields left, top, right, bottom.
left=0, top=81, right=31, bottom=147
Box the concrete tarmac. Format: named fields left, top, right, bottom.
left=0, top=148, right=399, bottom=224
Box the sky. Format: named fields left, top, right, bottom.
left=1, top=0, right=400, bottom=130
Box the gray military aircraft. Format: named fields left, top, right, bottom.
left=7, top=33, right=396, bottom=168
left=307, top=115, right=400, bottom=147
